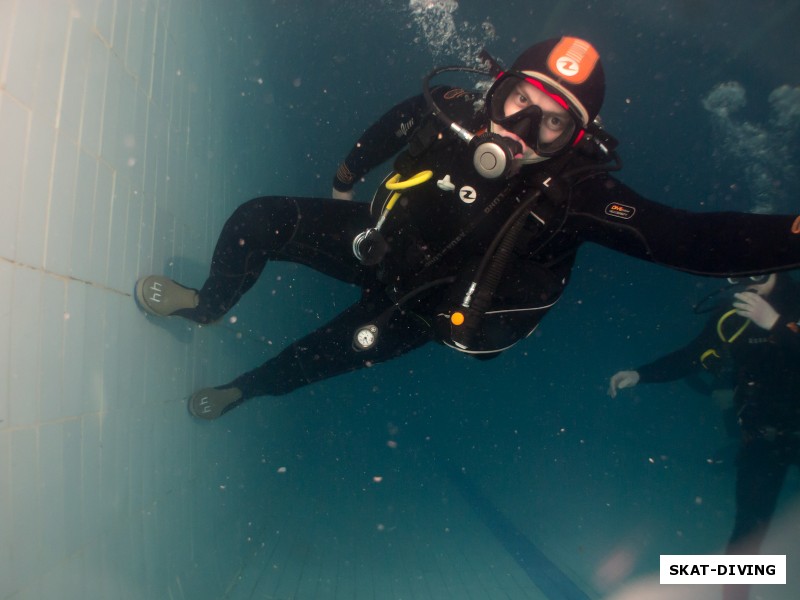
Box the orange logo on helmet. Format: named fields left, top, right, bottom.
left=547, top=37, right=600, bottom=85
left=792, top=215, right=800, bottom=234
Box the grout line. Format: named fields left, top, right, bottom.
left=0, top=257, right=278, bottom=349
left=54, top=7, right=76, bottom=132
left=0, top=255, right=130, bottom=298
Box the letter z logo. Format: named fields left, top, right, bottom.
left=556, top=58, right=579, bottom=77
left=459, top=186, right=477, bottom=204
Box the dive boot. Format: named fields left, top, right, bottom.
left=135, top=275, right=199, bottom=317
left=189, top=387, right=243, bottom=420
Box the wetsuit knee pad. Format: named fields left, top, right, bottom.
left=229, top=196, right=300, bottom=249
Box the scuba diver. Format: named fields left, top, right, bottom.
left=134, top=36, right=800, bottom=421
left=608, top=274, right=800, bottom=600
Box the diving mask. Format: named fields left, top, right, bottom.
left=727, top=275, right=768, bottom=285
left=486, top=72, right=582, bottom=157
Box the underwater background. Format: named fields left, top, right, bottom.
left=1, top=0, right=799, bottom=598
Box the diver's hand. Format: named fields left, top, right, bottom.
left=608, top=370, right=640, bottom=398
left=332, top=187, right=354, bottom=201
left=733, top=291, right=779, bottom=330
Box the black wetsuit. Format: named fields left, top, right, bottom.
left=635, top=275, right=800, bottom=560
left=179, top=89, right=800, bottom=400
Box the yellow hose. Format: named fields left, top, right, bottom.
left=716, top=309, right=750, bottom=343
left=376, top=171, right=434, bottom=226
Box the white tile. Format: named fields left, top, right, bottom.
left=99, top=53, right=122, bottom=167
left=38, top=274, right=66, bottom=421
left=44, top=136, right=78, bottom=275
left=88, top=161, right=114, bottom=285
left=0, top=94, right=29, bottom=259
left=144, top=102, right=166, bottom=200
left=151, top=206, right=175, bottom=281
left=62, top=550, right=87, bottom=599
left=81, top=284, right=106, bottom=415
left=2, top=0, right=46, bottom=107
left=10, top=427, right=40, bottom=593
left=61, top=279, right=87, bottom=417
left=70, top=150, right=99, bottom=282
left=58, top=10, right=91, bottom=144
left=0, top=260, right=12, bottom=430
left=107, top=175, right=130, bottom=292
left=101, top=65, right=137, bottom=175
left=126, top=87, right=148, bottom=193
left=125, top=0, right=146, bottom=82
left=151, top=19, right=167, bottom=109
left=98, top=410, right=121, bottom=526
left=71, top=0, right=97, bottom=24
left=38, top=421, right=66, bottom=567
left=8, top=267, right=42, bottom=428
left=123, top=185, right=144, bottom=286
left=40, top=558, right=71, bottom=599
left=0, top=1, right=15, bottom=86
left=111, top=410, right=131, bottom=515
left=80, top=412, right=102, bottom=546
left=138, top=195, right=156, bottom=274
left=16, top=114, right=56, bottom=268
left=81, top=34, right=110, bottom=159
left=62, top=418, right=83, bottom=550
left=10, top=581, right=45, bottom=600
left=94, top=0, right=116, bottom=46
left=0, top=431, right=10, bottom=588
left=31, top=1, right=71, bottom=128
left=100, top=293, right=122, bottom=408
left=113, top=0, right=132, bottom=60
left=118, top=301, right=145, bottom=405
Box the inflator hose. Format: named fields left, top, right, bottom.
left=469, top=210, right=527, bottom=313
left=452, top=191, right=540, bottom=348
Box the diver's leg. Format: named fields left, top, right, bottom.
left=722, top=438, right=786, bottom=600
left=727, top=439, right=786, bottom=553
left=136, top=196, right=371, bottom=323
left=188, top=298, right=433, bottom=419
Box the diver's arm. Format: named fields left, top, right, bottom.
left=332, top=93, right=431, bottom=195
left=620, top=316, right=718, bottom=385
left=766, top=315, right=800, bottom=351
left=608, top=317, right=719, bottom=398
left=608, top=346, right=699, bottom=396
left=775, top=325, right=800, bottom=370
left=570, top=175, right=800, bottom=277
left=761, top=304, right=800, bottom=353
left=636, top=338, right=709, bottom=384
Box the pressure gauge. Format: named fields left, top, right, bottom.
left=353, top=324, right=378, bottom=351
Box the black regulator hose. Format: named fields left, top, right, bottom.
left=469, top=209, right=527, bottom=313
left=421, top=66, right=494, bottom=143
left=471, top=188, right=542, bottom=297
left=451, top=188, right=542, bottom=348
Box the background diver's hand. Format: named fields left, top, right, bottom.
left=608, top=370, right=640, bottom=398
left=332, top=187, right=354, bottom=201
left=733, top=291, right=780, bottom=330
